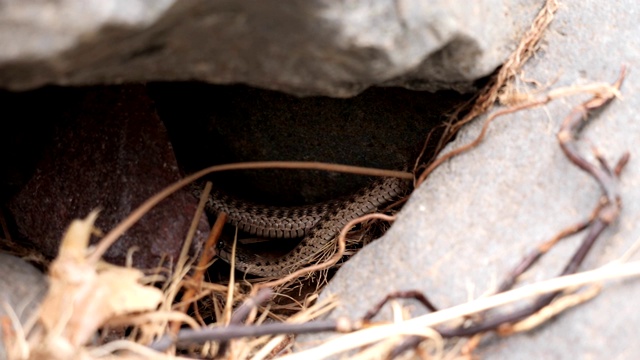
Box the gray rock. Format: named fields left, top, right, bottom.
left=0, top=253, right=48, bottom=360
left=0, top=0, right=539, bottom=96
left=310, top=0, right=640, bottom=357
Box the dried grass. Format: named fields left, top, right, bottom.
left=7, top=1, right=635, bottom=359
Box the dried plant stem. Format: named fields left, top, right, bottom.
left=170, top=208, right=227, bottom=333
left=417, top=0, right=560, bottom=178
left=89, top=161, right=412, bottom=264
left=255, top=213, right=397, bottom=291
left=280, top=260, right=640, bottom=360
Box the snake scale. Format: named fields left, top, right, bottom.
left=194, top=176, right=411, bottom=277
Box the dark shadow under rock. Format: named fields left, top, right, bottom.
left=151, top=83, right=468, bottom=206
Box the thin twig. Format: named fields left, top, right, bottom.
left=230, top=288, right=274, bottom=325
left=497, top=284, right=601, bottom=336
left=496, top=214, right=595, bottom=293
left=416, top=98, right=549, bottom=186
left=443, top=66, right=627, bottom=336
left=389, top=67, right=628, bottom=355
left=279, top=260, right=640, bottom=360
left=363, top=291, right=438, bottom=321
left=217, top=287, right=274, bottom=357
left=170, top=209, right=228, bottom=333
left=255, top=213, right=397, bottom=291
left=149, top=320, right=345, bottom=352
left=88, top=161, right=412, bottom=264
left=416, top=0, right=560, bottom=186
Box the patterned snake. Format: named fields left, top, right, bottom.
left=194, top=176, right=411, bottom=277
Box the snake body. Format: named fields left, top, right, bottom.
left=195, top=177, right=411, bottom=277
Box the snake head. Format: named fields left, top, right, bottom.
left=216, top=238, right=232, bottom=262
left=216, top=237, right=256, bottom=264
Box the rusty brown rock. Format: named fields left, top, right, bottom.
left=9, top=85, right=207, bottom=268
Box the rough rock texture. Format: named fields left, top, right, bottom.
left=306, top=0, right=640, bottom=357
left=8, top=85, right=208, bottom=268
left=0, top=254, right=48, bottom=360
left=0, top=0, right=540, bottom=96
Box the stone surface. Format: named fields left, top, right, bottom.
left=0, top=253, right=48, bottom=360
left=0, top=0, right=539, bottom=96
left=7, top=85, right=208, bottom=269
left=307, top=0, right=640, bottom=357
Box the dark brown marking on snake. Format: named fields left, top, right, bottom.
left=195, top=176, right=411, bottom=277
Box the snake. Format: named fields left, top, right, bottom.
left=193, top=176, right=411, bottom=277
